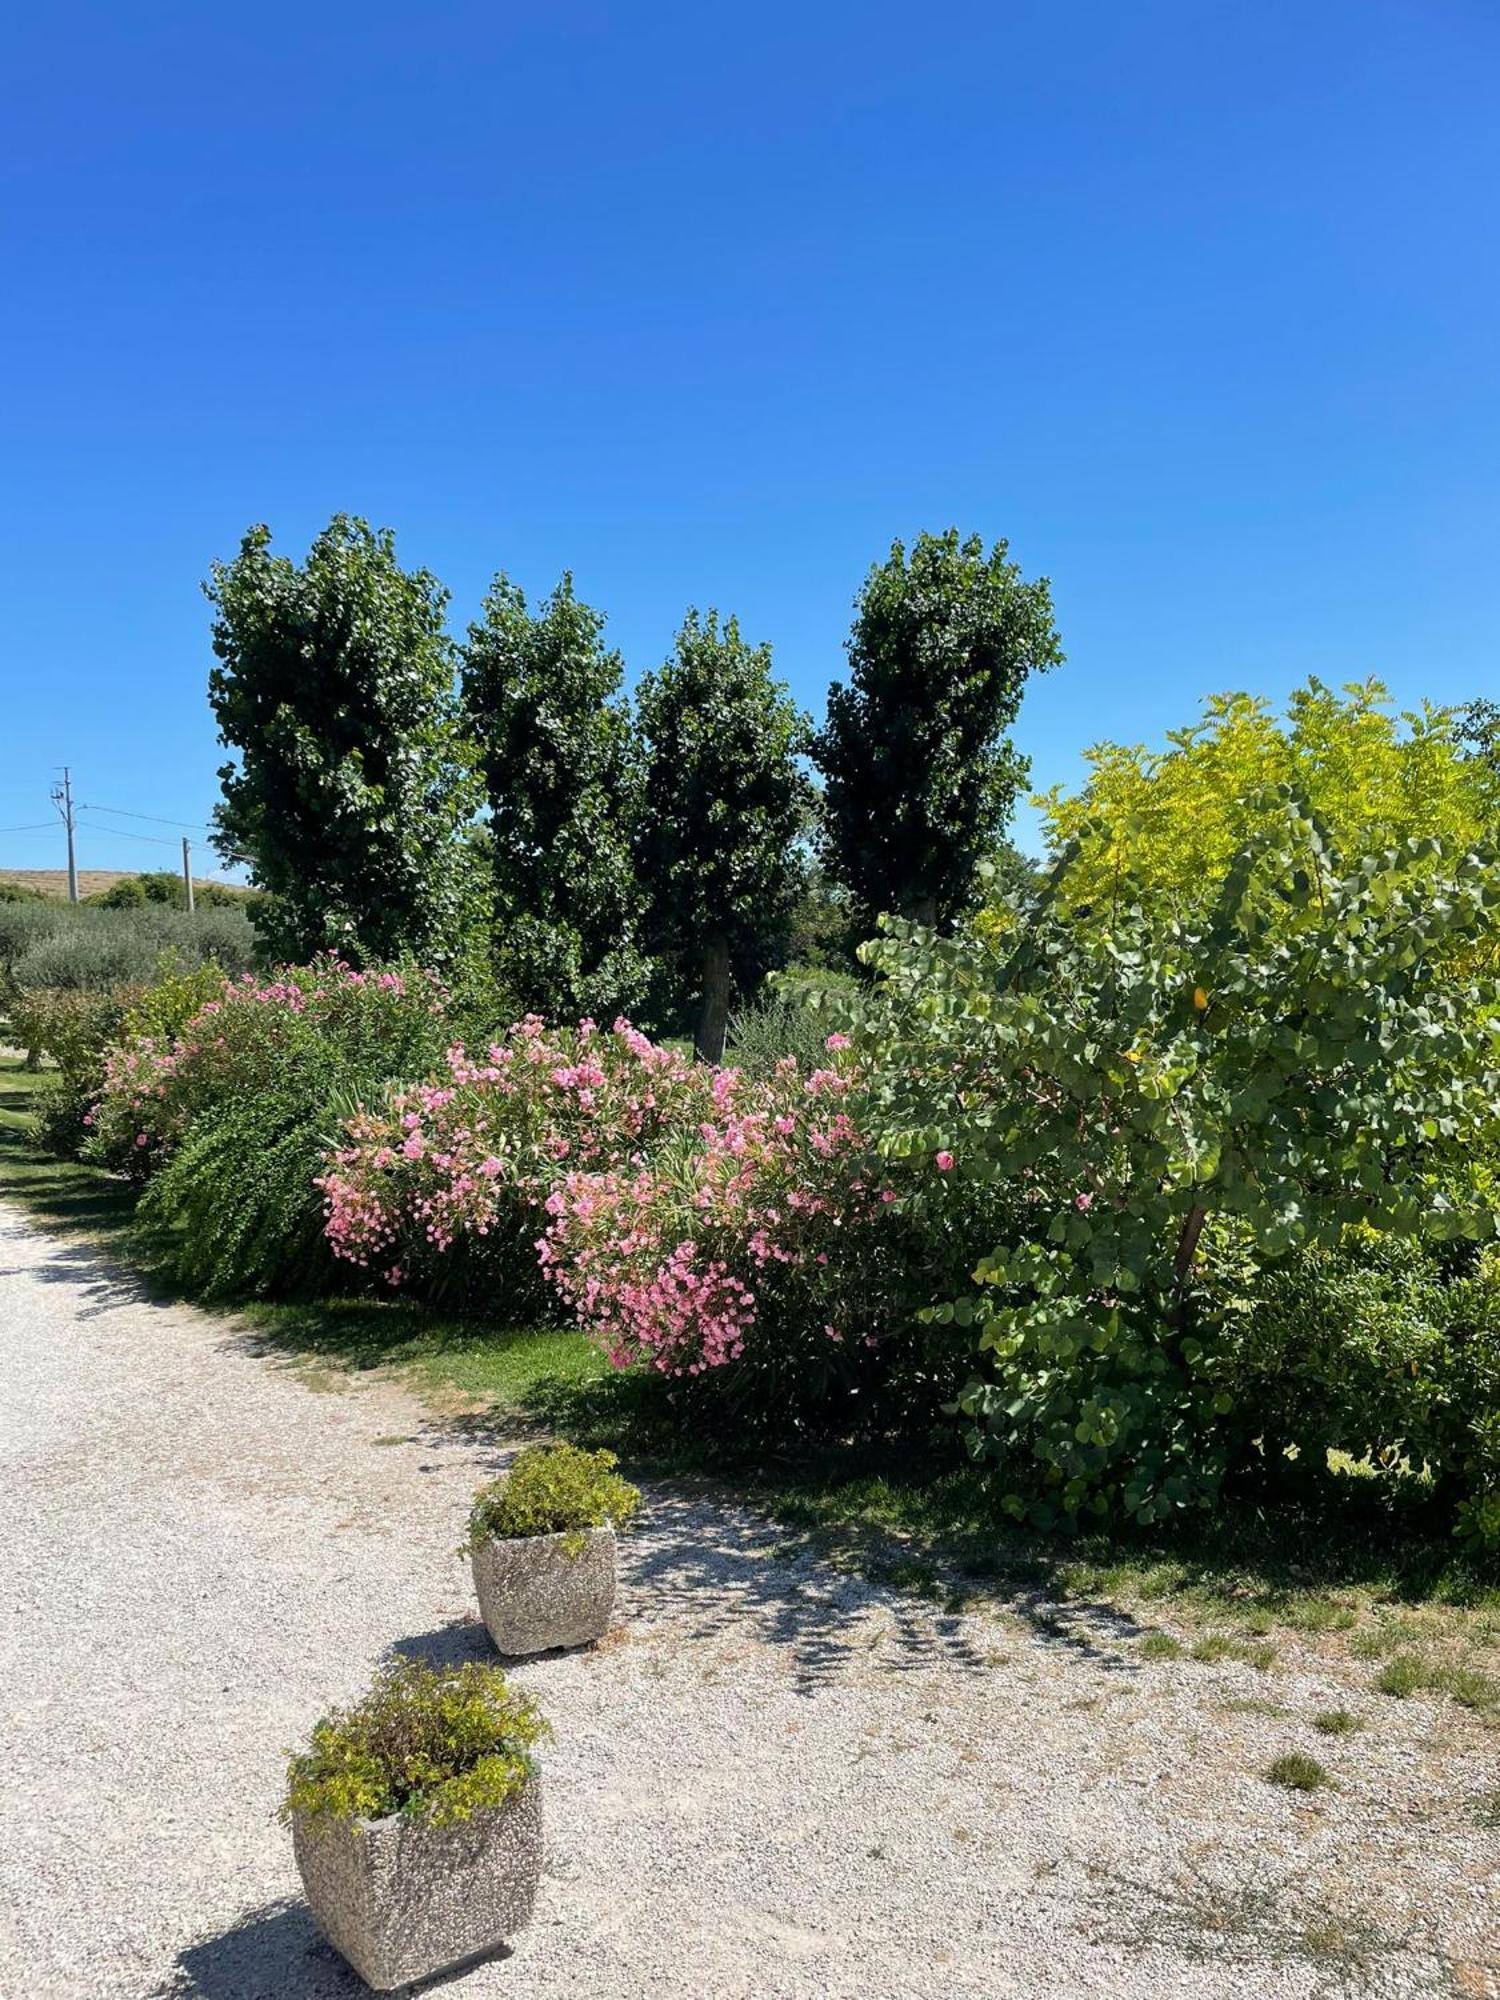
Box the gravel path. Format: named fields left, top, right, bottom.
left=1, top=1201, right=1495, bottom=2000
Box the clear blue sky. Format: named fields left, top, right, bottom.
left=2, top=0, right=1497, bottom=875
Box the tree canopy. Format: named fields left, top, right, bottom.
left=814, top=530, right=1063, bottom=933
left=634, top=611, right=812, bottom=1059
left=462, top=572, right=645, bottom=1020
left=206, top=518, right=482, bottom=969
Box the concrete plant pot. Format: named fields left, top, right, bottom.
left=471, top=1524, right=616, bottom=1655
left=292, top=1776, right=543, bottom=1991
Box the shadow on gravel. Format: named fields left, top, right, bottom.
left=157, top=1898, right=516, bottom=1999
left=152, top=1899, right=360, bottom=1999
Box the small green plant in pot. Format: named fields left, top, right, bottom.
left=466, top=1442, right=641, bottom=1657
left=282, top=1658, right=549, bottom=1991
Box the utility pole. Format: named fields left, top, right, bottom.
left=50, top=767, right=78, bottom=903
left=181, top=836, right=195, bottom=914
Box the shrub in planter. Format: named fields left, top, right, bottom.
left=283, top=1658, right=548, bottom=1991
left=466, top=1442, right=640, bottom=1656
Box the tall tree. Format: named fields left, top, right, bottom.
left=206, top=517, right=481, bottom=968
left=814, top=530, right=1063, bottom=932
left=462, top=571, right=646, bottom=1020
left=634, top=610, right=811, bottom=1060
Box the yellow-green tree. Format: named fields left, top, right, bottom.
left=1038, top=679, right=1500, bottom=918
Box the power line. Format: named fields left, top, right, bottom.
left=0, top=820, right=55, bottom=834
left=76, top=816, right=182, bottom=849
left=81, top=803, right=216, bottom=832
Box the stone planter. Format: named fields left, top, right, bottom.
left=292, top=1776, right=543, bottom=1991
left=472, top=1524, right=616, bottom=1655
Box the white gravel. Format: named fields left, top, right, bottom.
left=1, top=1200, right=1495, bottom=2000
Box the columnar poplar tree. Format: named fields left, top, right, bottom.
left=814, top=529, right=1063, bottom=933
left=206, top=517, right=482, bottom=969
left=461, top=571, right=646, bottom=1019
left=634, top=610, right=812, bottom=1061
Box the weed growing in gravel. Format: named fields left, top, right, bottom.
left=1139, top=1631, right=1184, bottom=1660
left=1312, top=1709, right=1363, bottom=1736
left=1094, top=1861, right=1427, bottom=1995
left=1475, top=1790, right=1500, bottom=1829
left=1190, top=1633, right=1278, bottom=1670
left=1267, top=1753, right=1332, bottom=1791
left=1374, top=1653, right=1428, bottom=1699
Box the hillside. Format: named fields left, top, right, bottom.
left=0, top=869, right=244, bottom=900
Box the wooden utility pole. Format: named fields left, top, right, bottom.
left=181, top=836, right=195, bottom=914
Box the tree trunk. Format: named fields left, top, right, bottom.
left=695, top=936, right=732, bottom=1064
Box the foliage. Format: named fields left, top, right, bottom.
left=814, top=530, right=1063, bottom=931
left=136, top=1086, right=350, bottom=1298
left=1038, top=679, right=1500, bottom=926
left=466, top=1442, right=640, bottom=1548
left=1230, top=1233, right=1500, bottom=1541
left=462, top=572, right=647, bottom=1021
left=206, top=517, right=484, bottom=973
left=0, top=879, right=45, bottom=902
left=536, top=1043, right=973, bottom=1430
left=0, top=899, right=255, bottom=995
left=89, top=958, right=451, bottom=1177
left=842, top=800, right=1500, bottom=1531
left=87, top=871, right=252, bottom=911
left=634, top=610, right=812, bottom=1060
left=724, top=990, right=838, bottom=1078
left=318, top=1016, right=714, bottom=1310
left=282, top=1658, right=548, bottom=1829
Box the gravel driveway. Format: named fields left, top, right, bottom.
left=1, top=1201, right=1494, bottom=2000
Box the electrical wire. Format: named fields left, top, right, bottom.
left=81, top=803, right=215, bottom=832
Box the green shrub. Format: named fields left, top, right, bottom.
left=466, top=1443, right=641, bottom=1549
left=841, top=804, right=1500, bottom=1530
left=725, top=991, right=838, bottom=1077
left=1266, top=1753, right=1331, bottom=1791
left=135, top=1086, right=347, bottom=1298
left=282, top=1658, right=548, bottom=1829
left=111, top=961, right=456, bottom=1297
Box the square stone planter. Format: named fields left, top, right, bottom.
left=471, top=1524, right=616, bottom=1655
left=292, top=1775, right=543, bottom=1991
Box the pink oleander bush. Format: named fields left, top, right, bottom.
left=316, top=1016, right=719, bottom=1307
left=538, top=1052, right=883, bottom=1392
left=319, top=1014, right=976, bottom=1425
left=88, top=956, right=451, bottom=1179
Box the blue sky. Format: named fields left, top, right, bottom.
left=2, top=0, right=1497, bottom=875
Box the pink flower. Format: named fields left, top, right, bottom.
left=935, top=1151, right=954, bottom=1172
left=824, top=1032, right=850, bottom=1052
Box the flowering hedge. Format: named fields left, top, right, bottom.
left=316, top=1017, right=717, bottom=1301
left=318, top=1018, right=943, bottom=1423
left=539, top=1049, right=883, bottom=1383
left=88, top=958, right=448, bottom=1178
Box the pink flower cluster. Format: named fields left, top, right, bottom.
left=316, top=1017, right=716, bottom=1275
left=88, top=957, right=441, bottom=1176
left=538, top=1047, right=885, bottom=1377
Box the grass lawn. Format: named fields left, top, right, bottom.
left=2, top=1054, right=1496, bottom=1708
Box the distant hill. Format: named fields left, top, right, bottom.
left=0, top=869, right=245, bottom=900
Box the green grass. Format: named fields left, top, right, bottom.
left=1266, top=1753, right=1332, bottom=1792
left=3, top=1052, right=1498, bottom=1667
left=1312, top=1709, right=1362, bottom=1737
